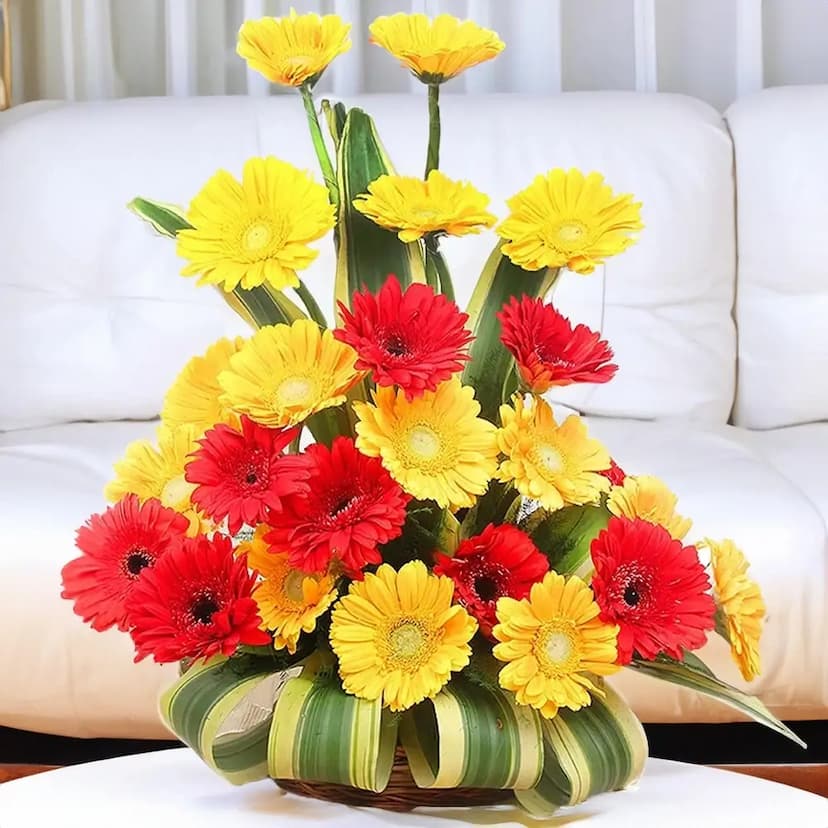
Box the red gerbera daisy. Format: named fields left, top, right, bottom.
left=186, top=416, right=308, bottom=535
left=434, top=523, right=549, bottom=638
left=127, top=533, right=270, bottom=663
left=61, top=495, right=189, bottom=633
left=590, top=516, right=716, bottom=665
left=266, top=436, right=410, bottom=576
left=600, top=459, right=627, bottom=486
left=334, top=275, right=472, bottom=400
left=497, top=295, right=617, bottom=394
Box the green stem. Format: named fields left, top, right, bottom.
left=300, top=84, right=338, bottom=208
left=425, top=83, right=441, bottom=178
left=424, top=234, right=455, bottom=302
left=295, top=279, right=328, bottom=328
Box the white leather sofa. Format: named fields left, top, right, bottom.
left=1, top=89, right=826, bottom=740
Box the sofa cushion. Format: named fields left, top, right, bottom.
left=727, top=86, right=828, bottom=428
left=0, top=92, right=736, bottom=430
left=1, top=417, right=824, bottom=738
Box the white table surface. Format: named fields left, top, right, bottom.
left=0, top=748, right=825, bottom=827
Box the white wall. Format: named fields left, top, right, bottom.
left=10, top=0, right=828, bottom=109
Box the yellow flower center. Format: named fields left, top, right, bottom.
left=383, top=617, right=436, bottom=671
left=283, top=569, right=307, bottom=604
left=243, top=221, right=274, bottom=252
left=537, top=621, right=579, bottom=676
left=407, top=425, right=441, bottom=460
left=536, top=443, right=564, bottom=473
left=276, top=375, right=318, bottom=408
left=160, top=475, right=195, bottom=512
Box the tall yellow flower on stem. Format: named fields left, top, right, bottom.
left=330, top=560, right=477, bottom=712
left=243, top=526, right=338, bottom=655
left=369, top=13, right=504, bottom=178
left=353, top=170, right=496, bottom=243
left=701, top=538, right=765, bottom=681
left=607, top=474, right=692, bottom=541
left=353, top=378, right=499, bottom=509
left=162, top=337, right=245, bottom=434
left=369, top=13, right=504, bottom=84
left=497, top=168, right=643, bottom=274
left=237, top=10, right=351, bottom=89
left=493, top=571, right=620, bottom=719
left=105, top=424, right=206, bottom=535
left=498, top=395, right=610, bottom=511
left=219, top=319, right=362, bottom=427
left=177, top=156, right=335, bottom=293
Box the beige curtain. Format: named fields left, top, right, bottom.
left=9, top=0, right=828, bottom=111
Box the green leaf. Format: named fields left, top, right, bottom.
left=520, top=503, right=611, bottom=577
left=221, top=283, right=307, bottom=330
left=128, top=196, right=192, bottom=237
left=380, top=501, right=444, bottom=569
left=462, top=245, right=559, bottom=422
left=460, top=480, right=521, bottom=539
left=515, top=683, right=648, bottom=817
left=321, top=99, right=348, bottom=148
left=400, top=675, right=543, bottom=790
left=628, top=653, right=806, bottom=748
left=269, top=654, right=398, bottom=792
left=159, top=655, right=303, bottom=785
left=334, top=108, right=426, bottom=316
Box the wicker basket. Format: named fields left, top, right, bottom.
left=275, top=747, right=513, bottom=812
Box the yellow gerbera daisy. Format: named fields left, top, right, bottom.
left=701, top=538, right=765, bottom=681
left=177, top=156, right=336, bottom=293
left=105, top=424, right=205, bottom=535
left=161, top=337, right=245, bottom=434
left=353, top=378, right=499, bottom=509
left=353, top=170, right=496, bottom=243
left=219, top=319, right=361, bottom=428
left=497, top=395, right=610, bottom=511
left=607, top=474, right=692, bottom=540
left=244, top=527, right=338, bottom=654
left=329, top=560, right=477, bottom=712
left=493, top=571, right=620, bottom=719
left=237, top=10, right=351, bottom=89
left=369, top=13, right=504, bottom=83
left=497, top=168, right=643, bottom=274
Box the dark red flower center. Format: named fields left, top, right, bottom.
left=321, top=484, right=367, bottom=527
left=464, top=562, right=510, bottom=605
left=474, top=575, right=500, bottom=603
left=234, top=449, right=270, bottom=492
left=190, top=594, right=220, bottom=625
left=608, top=563, right=654, bottom=617
left=535, top=344, right=574, bottom=368
left=125, top=547, right=153, bottom=578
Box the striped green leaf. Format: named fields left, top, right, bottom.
left=461, top=246, right=560, bottom=422
left=516, top=683, right=647, bottom=817
left=269, top=655, right=398, bottom=792
left=629, top=652, right=806, bottom=748
left=400, top=676, right=543, bottom=790
left=519, top=503, right=612, bottom=578
left=128, top=196, right=192, bottom=237
left=159, top=656, right=301, bottom=785
left=334, top=108, right=426, bottom=316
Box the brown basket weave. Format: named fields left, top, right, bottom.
left=275, top=747, right=513, bottom=812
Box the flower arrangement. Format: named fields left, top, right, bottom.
left=61, top=8, right=801, bottom=816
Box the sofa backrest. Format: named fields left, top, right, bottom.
left=727, top=87, right=828, bottom=429
left=0, top=92, right=736, bottom=431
